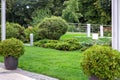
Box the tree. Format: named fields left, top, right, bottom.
left=0, top=0, right=111, bottom=26
left=78, top=0, right=111, bottom=24
left=31, top=8, right=51, bottom=26
left=51, top=0, right=66, bottom=16
left=62, top=0, right=82, bottom=23
left=97, top=0, right=111, bottom=24
left=4, top=0, right=54, bottom=26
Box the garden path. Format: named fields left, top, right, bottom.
left=0, top=63, right=58, bottom=80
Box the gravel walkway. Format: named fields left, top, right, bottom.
left=0, top=63, right=59, bottom=80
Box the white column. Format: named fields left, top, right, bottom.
left=87, top=24, right=91, bottom=37
left=118, top=0, right=120, bottom=51
left=30, top=33, right=33, bottom=46
left=112, top=0, right=120, bottom=51
left=1, top=0, right=6, bottom=41
left=100, top=25, right=103, bottom=37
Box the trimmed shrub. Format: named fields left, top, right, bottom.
left=0, top=38, right=24, bottom=58
left=79, top=38, right=111, bottom=51
left=63, top=38, right=80, bottom=50
left=55, top=42, right=71, bottom=51
left=34, top=39, right=81, bottom=51
left=37, top=16, right=68, bottom=40
left=34, top=39, right=49, bottom=47
left=35, top=39, right=59, bottom=48
left=7, top=22, right=25, bottom=41
left=42, top=43, right=56, bottom=48
left=25, top=27, right=40, bottom=42
left=80, top=42, right=94, bottom=51
left=0, top=22, right=25, bottom=42
left=64, top=38, right=79, bottom=44
left=81, top=45, right=120, bottom=80
left=47, top=40, right=59, bottom=43
left=6, top=23, right=18, bottom=38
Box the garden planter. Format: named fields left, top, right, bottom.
left=89, top=75, right=107, bottom=80
left=89, top=75, right=99, bottom=80
left=4, top=56, right=18, bottom=70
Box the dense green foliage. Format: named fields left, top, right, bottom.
left=79, top=0, right=111, bottom=24
left=0, top=0, right=111, bottom=26
left=67, top=25, right=76, bottom=32
left=81, top=45, right=120, bottom=80
left=62, top=0, right=82, bottom=23
left=0, top=38, right=24, bottom=58
left=38, top=16, right=68, bottom=40
left=34, top=34, right=111, bottom=51
left=61, top=32, right=111, bottom=50
left=25, top=27, right=40, bottom=42
left=34, top=39, right=81, bottom=51
left=5, top=0, right=54, bottom=26
left=80, top=42, right=94, bottom=51
left=0, top=22, right=25, bottom=41
left=31, top=8, right=51, bottom=26
left=104, top=27, right=112, bottom=37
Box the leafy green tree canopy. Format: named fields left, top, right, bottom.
left=62, top=0, right=82, bottom=23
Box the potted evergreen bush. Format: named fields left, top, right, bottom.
left=81, top=45, right=120, bottom=80
left=0, top=38, right=24, bottom=70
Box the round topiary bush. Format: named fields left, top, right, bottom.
left=37, top=16, right=68, bottom=40
left=81, top=45, right=120, bottom=80
left=0, top=38, right=24, bottom=58
left=8, top=22, right=25, bottom=42
left=0, top=22, right=25, bottom=42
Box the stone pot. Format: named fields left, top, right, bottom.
left=89, top=75, right=99, bottom=80
left=4, top=56, right=18, bottom=70
left=89, top=75, right=107, bottom=80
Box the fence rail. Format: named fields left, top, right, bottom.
left=68, top=23, right=111, bottom=37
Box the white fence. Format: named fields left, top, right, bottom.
left=68, top=23, right=111, bottom=37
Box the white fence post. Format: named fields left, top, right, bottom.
left=87, top=24, right=91, bottom=37
left=100, top=25, right=104, bottom=37
left=30, top=33, right=33, bottom=46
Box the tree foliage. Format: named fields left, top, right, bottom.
left=0, top=0, right=111, bottom=26
left=79, top=0, right=111, bottom=24
left=62, top=0, right=82, bottom=23
left=31, top=8, right=51, bottom=26
left=0, top=22, right=25, bottom=41
left=5, top=0, right=54, bottom=26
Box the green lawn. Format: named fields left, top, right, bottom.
left=60, top=32, right=86, bottom=40
left=0, top=32, right=111, bottom=80
left=0, top=46, right=88, bottom=80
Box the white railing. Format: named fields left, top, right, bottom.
left=68, top=23, right=111, bottom=37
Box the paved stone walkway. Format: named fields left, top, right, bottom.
left=0, top=63, right=59, bottom=80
